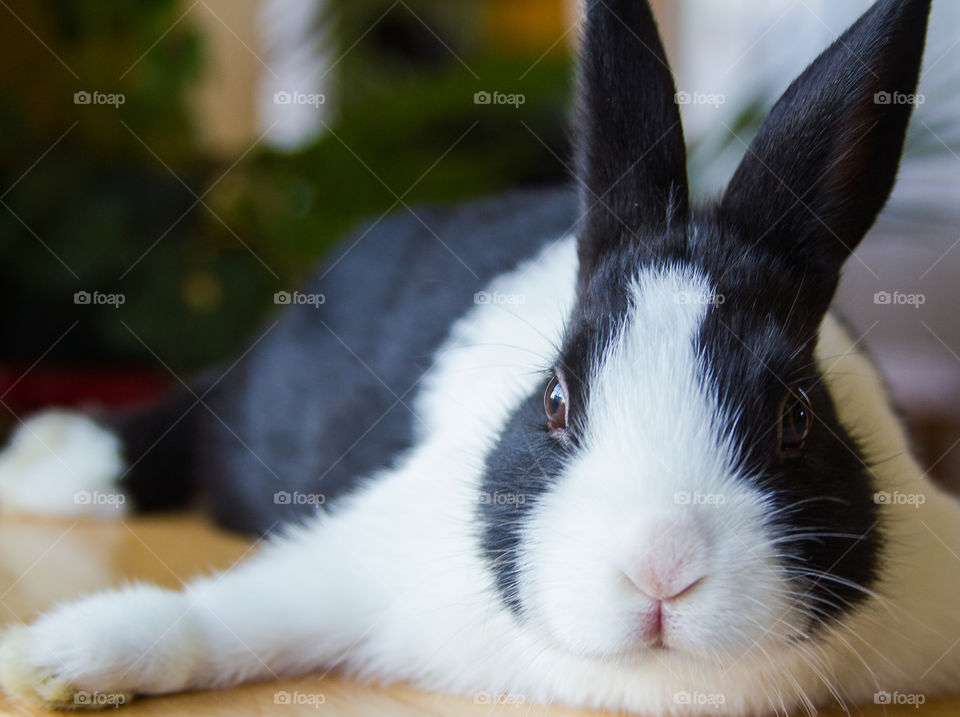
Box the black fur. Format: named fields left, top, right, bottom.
left=479, top=385, right=574, bottom=614
left=480, top=0, right=929, bottom=633
left=104, top=383, right=211, bottom=512
left=575, top=0, right=689, bottom=285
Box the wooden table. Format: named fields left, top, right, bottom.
left=0, top=514, right=955, bottom=716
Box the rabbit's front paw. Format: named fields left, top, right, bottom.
left=0, top=624, right=130, bottom=710
left=0, top=586, right=198, bottom=710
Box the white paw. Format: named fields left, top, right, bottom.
left=0, top=586, right=198, bottom=710
left=0, top=624, right=117, bottom=710
left=0, top=410, right=128, bottom=517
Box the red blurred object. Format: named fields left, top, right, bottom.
left=0, top=364, right=169, bottom=416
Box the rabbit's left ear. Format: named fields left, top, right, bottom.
left=575, top=0, right=689, bottom=280
left=721, top=0, right=932, bottom=279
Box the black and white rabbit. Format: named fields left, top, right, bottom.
left=1, top=0, right=958, bottom=714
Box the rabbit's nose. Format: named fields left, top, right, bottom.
left=624, top=518, right=709, bottom=602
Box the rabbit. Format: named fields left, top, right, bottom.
left=1, top=0, right=958, bottom=713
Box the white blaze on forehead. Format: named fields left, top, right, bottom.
left=582, top=266, right=738, bottom=487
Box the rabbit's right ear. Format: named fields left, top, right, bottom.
left=721, top=0, right=931, bottom=285
left=575, top=0, right=689, bottom=281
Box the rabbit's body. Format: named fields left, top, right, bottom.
left=1, top=251, right=958, bottom=714
left=2, top=0, right=959, bottom=714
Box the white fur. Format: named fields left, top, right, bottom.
left=2, top=240, right=960, bottom=715
left=0, top=411, right=128, bottom=517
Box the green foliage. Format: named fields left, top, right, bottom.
left=0, top=1, right=572, bottom=373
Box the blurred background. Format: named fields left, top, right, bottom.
left=1, top=0, right=958, bottom=488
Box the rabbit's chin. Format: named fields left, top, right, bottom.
left=525, top=586, right=808, bottom=666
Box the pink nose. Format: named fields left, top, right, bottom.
left=625, top=519, right=708, bottom=602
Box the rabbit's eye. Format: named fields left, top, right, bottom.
left=777, top=387, right=812, bottom=457
left=544, top=376, right=567, bottom=431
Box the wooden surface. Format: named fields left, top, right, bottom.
left=0, top=514, right=957, bottom=716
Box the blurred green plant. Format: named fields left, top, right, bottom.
left=0, top=0, right=209, bottom=368
left=0, top=0, right=572, bottom=374
left=216, top=55, right=572, bottom=277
